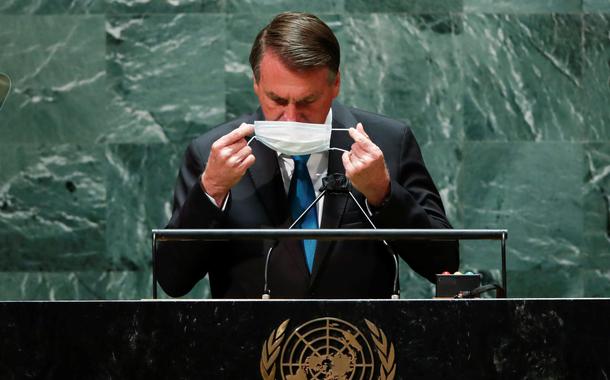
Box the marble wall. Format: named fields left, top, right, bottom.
left=0, top=0, right=608, bottom=299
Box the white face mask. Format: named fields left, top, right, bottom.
left=250, top=120, right=347, bottom=156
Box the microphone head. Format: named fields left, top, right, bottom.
left=0, top=73, right=11, bottom=111
left=321, top=173, right=350, bottom=193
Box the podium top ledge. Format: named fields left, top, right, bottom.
left=151, top=228, right=508, bottom=241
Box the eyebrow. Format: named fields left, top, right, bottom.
left=266, top=91, right=321, bottom=104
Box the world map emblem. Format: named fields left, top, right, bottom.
left=260, top=318, right=396, bottom=380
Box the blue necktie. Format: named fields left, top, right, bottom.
left=288, top=155, right=318, bottom=272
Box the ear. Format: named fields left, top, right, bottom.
left=253, top=77, right=260, bottom=97
left=332, top=71, right=341, bottom=98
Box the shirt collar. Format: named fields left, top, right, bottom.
left=324, top=107, right=333, bottom=125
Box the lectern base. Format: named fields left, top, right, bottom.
left=1, top=299, right=608, bottom=379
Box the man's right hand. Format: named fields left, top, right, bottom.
left=201, top=123, right=255, bottom=207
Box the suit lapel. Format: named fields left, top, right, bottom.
left=247, top=139, right=289, bottom=227
left=310, top=102, right=359, bottom=284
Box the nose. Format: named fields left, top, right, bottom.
left=281, top=103, right=298, bottom=121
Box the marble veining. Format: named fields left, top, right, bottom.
left=0, top=1, right=608, bottom=299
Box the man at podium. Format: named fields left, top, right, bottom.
left=157, top=12, right=459, bottom=299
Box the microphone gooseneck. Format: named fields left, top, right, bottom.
left=261, top=190, right=327, bottom=299
left=345, top=190, right=400, bottom=300
left=261, top=173, right=401, bottom=300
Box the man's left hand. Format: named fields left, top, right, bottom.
left=342, top=123, right=390, bottom=206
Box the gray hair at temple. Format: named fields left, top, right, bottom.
left=249, top=12, right=341, bottom=84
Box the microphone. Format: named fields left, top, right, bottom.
left=337, top=175, right=401, bottom=300
left=0, top=73, right=11, bottom=111
left=261, top=183, right=327, bottom=299
left=261, top=173, right=401, bottom=300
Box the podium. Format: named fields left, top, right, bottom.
left=151, top=228, right=509, bottom=299
left=1, top=299, right=609, bottom=379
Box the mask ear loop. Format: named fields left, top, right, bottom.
left=247, top=136, right=256, bottom=145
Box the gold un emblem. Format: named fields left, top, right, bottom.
left=260, top=317, right=396, bottom=380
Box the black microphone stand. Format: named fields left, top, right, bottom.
left=262, top=173, right=401, bottom=300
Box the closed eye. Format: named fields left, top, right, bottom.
left=266, top=92, right=288, bottom=106
left=296, top=98, right=315, bottom=107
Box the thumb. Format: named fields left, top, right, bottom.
left=356, top=123, right=369, bottom=138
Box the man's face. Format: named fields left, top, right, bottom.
left=253, top=50, right=340, bottom=124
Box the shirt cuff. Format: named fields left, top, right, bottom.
left=204, top=191, right=229, bottom=211
left=365, top=191, right=391, bottom=216
left=200, top=178, right=229, bottom=211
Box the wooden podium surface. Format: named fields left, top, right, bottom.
left=1, top=299, right=608, bottom=379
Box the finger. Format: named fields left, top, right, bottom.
left=348, top=127, right=365, bottom=143
left=349, top=150, right=371, bottom=173
left=342, top=151, right=355, bottom=175
left=215, top=123, right=254, bottom=148
left=350, top=143, right=372, bottom=160
left=348, top=154, right=366, bottom=170
left=237, top=154, right=256, bottom=171
left=348, top=127, right=375, bottom=151
left=356, top=123, right=370, bottom=139
left=218, top=145, right=235, bottom=161
left=226, top=138, right=247, bottom=153
left=229, top=145, right=253, bottom=167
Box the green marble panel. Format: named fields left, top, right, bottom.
left=464, top=0, right=581, bottom=13
left=345, top=0, right=463, bottom=13
left=399, top=267, right=435, bottom=299
left=459, top=142, right=584, bottom=278
left=0, top=0, right=104, bottom=14
left=582, top=14, right=610, bottom=140
left=340, top=14, right=463, bottom=144
left=224, top=14, right=344, bottom=120
left=105, top=0, right=222, bottom=13
left=506, top=268, right=610, bottom=298
left=105, top=14, right=225, bottom=145
left=583, top=144, right=610, bottom=269
left=507, top=268, right=586, bottom=298
left=420, top=141, right=463, bottom=224
left=105, top=143, right=183, bottom=270
left=225, top=0, right=344, bottom=13
left=463, top=14, right=584, bottom=141
left=0, top=145, right=107, bottom=271
left=584, top=0, right=610, bottom=12
left=224, top=14, right=271, bottom=120
left=0, top=270, right=210, bottom=300
left=0, top=15, right=107, bottom=144
left=583, top=269, right=610, bottom=296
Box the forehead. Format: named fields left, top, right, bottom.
left=258, top=51, right=331, bottom=96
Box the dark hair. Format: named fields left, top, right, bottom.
left=249, top=12, right=340, bottom=83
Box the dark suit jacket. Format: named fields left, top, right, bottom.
left=157, top=101, right=459, bottom=299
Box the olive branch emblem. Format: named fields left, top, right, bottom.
left=365, top=319, right=396, bottom=380
left=260, top=318, right=396, bottom=380
left=260, top=319, right=290, bottom=380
